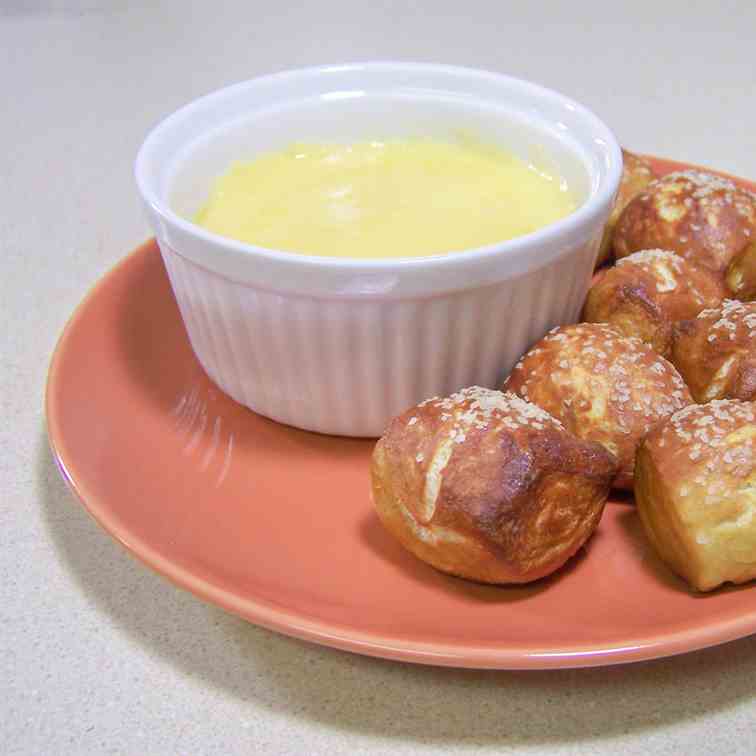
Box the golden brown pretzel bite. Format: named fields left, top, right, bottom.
left=371, top=387, right=616, bottom=584
left=614, top=170, right=756, bottom=274
left=583, top=249, right=725, bottom=355
left=636, top=400, right=756, bottom=591
left=504, top=323, right=692, bottom=489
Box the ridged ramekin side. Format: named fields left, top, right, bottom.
left=158, top=240, right=595, bottom=437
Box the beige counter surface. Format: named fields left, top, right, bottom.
left=3, top=2, right=755, bottom=753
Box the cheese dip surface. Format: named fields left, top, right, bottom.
left=195, top=138, right=576, bottom=258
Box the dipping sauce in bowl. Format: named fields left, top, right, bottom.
left=136, top=62, right=622, bottom=436
left=195, top=138, right=576, bottom=258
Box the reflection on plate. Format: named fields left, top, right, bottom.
left=46, top=157, right=756, bottom=669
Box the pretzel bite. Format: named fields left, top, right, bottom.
left=583, top=249, right=725, bottom=355
left=596, top=149, right=655, bottom=268
left=636, top=400, right=756, bottom=591
left=614, top=170, right=756, bottom=274
left=725, top=241, right=756, bottom=301
left=671, top=299, right=756, bottom=402
left=371, top=387, right=616, bottom=584
left=504, top=323, right=692, bottom=489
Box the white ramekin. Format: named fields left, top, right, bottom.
left=136, top=62, right=622, bottom=437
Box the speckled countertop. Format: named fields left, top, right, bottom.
left=3, top=2, right=756, bottom=753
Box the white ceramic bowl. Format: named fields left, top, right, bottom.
left=136, top=62, right=622, bottom=437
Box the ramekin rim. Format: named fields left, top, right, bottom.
left=135, top=61, right=623, bottom=274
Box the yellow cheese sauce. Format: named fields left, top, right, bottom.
left=194, top=138, right=576, bottom=258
